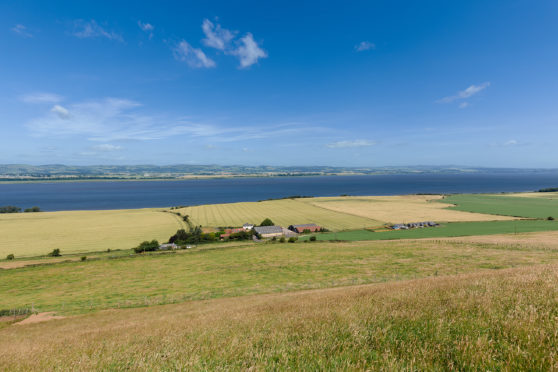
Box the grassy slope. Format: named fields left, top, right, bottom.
left=0, top=209, right=185, bottom=258
left=175, top=199, right=378, bottom=230
left=303, top=220, right=558, bottom=241
left=440, top=194, right=558, bottom=218
left=1, top=264, right=557, bottom=370
left=2, top=237, right=558, bottom=315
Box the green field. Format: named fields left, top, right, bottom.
left=0, top=209, right=185, bottom=258
left=440, top=194, right=558, bottom=218
left=175, top=199, right=378, bottom=230
left=301, top=220, right=558, bottom=241
left=2, top=236, right=558, bottom=315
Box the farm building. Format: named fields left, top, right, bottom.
left=242, top=223, right=254, bottom=230
left=158, top=243, right=178, bottom=250
left=254, top=225, right=284, bottom=238
left=288, top=224, right=321, bottom=233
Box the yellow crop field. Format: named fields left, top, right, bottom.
left=0, top=209, right=185, bottom=258
left=302, top=195, right=516, bottom=224
left=174, top=199, right=379, bottom=231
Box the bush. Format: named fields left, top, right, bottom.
left=548, top=216, right=555, bottom=221
left=0, top=206, right=21, bottom=213
left=133, top=240, right=159, bottom=253
left=81, top=256, right=87, bottom=261
left=48, top=249, right=61, bottom=257
left=309, top=236, right=317, bottom=242
left=23, top=206, right=41, bottom=213
left=6, top=254, right=14, bottom=260
left=279, top=237, right=286, bottom=243
left=288, top=237, right=297, bottom=243
left=259, top=218, right=274, bottom=226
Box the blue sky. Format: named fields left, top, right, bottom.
left=1, top=0, right=557, bottom=167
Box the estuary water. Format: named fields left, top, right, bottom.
left=1, top=173, right=558, bottom=211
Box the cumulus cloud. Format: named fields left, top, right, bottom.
left=11, top=24, right=33, bottom=38
left=72, top=20, right=123, bottom=42
left=173, top=40, right=216, bottom=68
left=458, top=102, right=470, bottom=109
left=504, top=139, right=518, bottom=146
left=20, top=92, right=63, bottom=104
left=202, top=19, right=235, bottom=50
left=438, top=82, right=490, bottom=103
left=231, top=33, right=267, bottom=68
left=138, top=21, right=154, bottom=39
left=355, top=41, right=375, bottom=51
left=327, top=140, right=376, bottom=148
left=51, top=105, right=70, bottom=119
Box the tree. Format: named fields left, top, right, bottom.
left=260, top=218, right=274, bottom=226
left=288, top=237, right=297, bottom=243
left=48, top=249, right=61, bottom=257
left=548, top=216, right=555, bottom=221
left=0, top=206, right=21, bottom=213
left=6, top=254, right=14, bottom=260
left=279, top=237, right=286, bottom=243
left=24, top=206, right=41, bottom=213
left=309, top=236, right=317, bottom=242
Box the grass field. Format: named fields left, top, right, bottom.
left=2, top=234, right=558, bottom=315
left=303, top=195, right=515, bottom=223
left=301, top=220, right=558, bottom=241
left=0, top=209, right=185, bottom=258
left=174, top=198, right=378, bottom=230
left=440, top=194, right=558, bottom=218
left=1, top=264, right=557, bottom=370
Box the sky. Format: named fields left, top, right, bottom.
left=1, top=0, right=558, bottom=167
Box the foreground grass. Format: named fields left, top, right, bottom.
left=0, top=208, right=185, bottom=258
left=2, top=237, right=558, bottom=315
left=440, top=194, right=558, bottom=218
left=1, top=264, right=557, bottom=370
left=303, top=220, right=558, bottom=241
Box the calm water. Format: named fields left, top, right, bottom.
left=1, top=173, right=558, bottom=211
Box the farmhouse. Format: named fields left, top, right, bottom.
left=254, top=225, right=284, bottom=238
left=242, top=223, right=254, bottom=230
left=288, top=224, right=321, bottom=233
left=158, top=243, right=178, bottom=250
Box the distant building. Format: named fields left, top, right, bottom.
left=288, top=224, right=321, bottom=233
left=159, top=243, right=178, bottom=250
left=243, top=223, right=254, bottom=230
left=254, top=225, right=284, bottom=238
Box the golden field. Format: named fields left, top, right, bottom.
left=0, top=208, right=185, bottom=258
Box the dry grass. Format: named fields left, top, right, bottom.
left=1, top=264, right=557, bottom=370
left=175, top=198, right=378, bottom=230
left=505, top=192, right=558, bottom=199
left=0, top=208, right=185, bottom=258
left=304, top=195, right=516, bottom=224
left=438, top=230, right=558, bottom=248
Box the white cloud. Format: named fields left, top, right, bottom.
left=26, top=97, right=324, bottom=143
left=202, top=19, right=235, bottom=50
left=327, top=140, right=376, bottom=148
left=504, top=139, right=518, bottom=146
left=438, top=82, right=490, bottom=103
left=458, top=102, right=470, bottom=109
left=355, top=41, right=375, bottom=52
left=231, top=33, right=267, bottom=68
left=20, top=92, right=63, bottom=104
left=138, top=21, right=154, bottom=39
left=173, top=40, right=216, bottom=68
left=11, top=24, right=33, bottom=38
left=72, top=20, right=123, bottom=42
left=93, top=144, right=122, bottom=151
left=51, top=105, right=70, bottom=119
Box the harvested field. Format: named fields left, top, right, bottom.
left=0, top=208, right=185, bottom=258
left=1, top=264, right=557, bottom=370
left=304, top=195, right=515, bottom=224
left=174, top=199, right=378, bottom=231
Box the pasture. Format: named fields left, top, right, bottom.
left=440, top=194, right=558, bottom=218
left=301, top=220, right=558, bottom=241
left=2, top=234, right=558, bottom=315
left=1, top=264, right=557, bottom=370
left=0, top=209, right=185, bottom=258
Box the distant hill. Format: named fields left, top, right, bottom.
left=0, top=164, right=556, bottom=181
